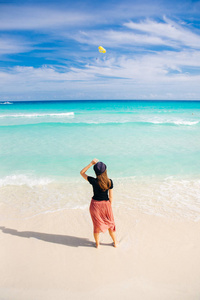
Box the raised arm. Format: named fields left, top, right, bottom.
left=80, top=158, right=99, bottom=181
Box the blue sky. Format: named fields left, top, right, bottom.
left=1, top=0, right=200, bottom=100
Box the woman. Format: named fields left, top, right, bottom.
left=80, top=159, right=118, bottom=248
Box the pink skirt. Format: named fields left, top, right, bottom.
left=89, top=199, right=116, bottom=233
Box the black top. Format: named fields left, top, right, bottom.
left=87, top=176, right=113, bottom=201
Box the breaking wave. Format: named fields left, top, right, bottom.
left=0, top=112, right=74, bottom=118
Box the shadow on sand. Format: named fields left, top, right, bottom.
left=0, top=226, right=96, bottom=248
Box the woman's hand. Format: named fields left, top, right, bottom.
left=91, top=158, right=99, bottom=165
left=80, top=158, right=99, bottom=181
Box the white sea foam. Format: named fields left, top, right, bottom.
left=81, top=120, right=200, bottom=127
left=69, top=118, right=199, bottom=126
left=113, top=177, right=200, bottom=221
left=0, top=174, right=53, bottom=187
left=51, top=120, right=199, bottom=126
left=173, top=120, right=199, bottom=125
left=150, top=120, right=199, bottom=126
left=0, top=112, right=74, bottom=118
left=1, top=176, right=200, bottom=221
left=0, top=114, right=198, bottom=127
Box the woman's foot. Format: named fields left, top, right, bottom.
left=113, top=241, right=119, bottom=248
left=94, top=232, right=100, bottom=249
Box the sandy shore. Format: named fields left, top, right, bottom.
left=0, top=205, right=200, bottom=300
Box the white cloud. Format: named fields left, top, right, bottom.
left=124, top=18, right=200, bottom=49
left=66, top=17, right=200, bottom=50
left=1, top=2, right=200, bottom=101
left=71, top=29, right=175, bottom=48
left=76, top=49, right=200, bottom=82
left=0, top=36, right=32, bottom=55
left=1, top=49, right=200, bottom=100
left=0, top=1, right=173, bottom=32
left=0, top=5, right=94, bottom=31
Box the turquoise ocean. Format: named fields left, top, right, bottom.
left=0, top=100, right=200, bottom=219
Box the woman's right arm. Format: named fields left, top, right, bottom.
left=108, top=188, right=113, bottom=205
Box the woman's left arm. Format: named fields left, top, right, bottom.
left=80, top=158, right=98, bottom=181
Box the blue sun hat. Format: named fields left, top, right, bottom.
left=93, top=162, right=107, bottom=175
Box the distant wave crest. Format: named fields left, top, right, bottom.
left=0, top=112, right=74, bottom=118
left=151, top=120, right=199, bottom=126
left=72, top=120, right=200, bottom=126
left=0, top=117, right=199, bottom=127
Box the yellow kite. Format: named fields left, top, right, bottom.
left=98, top=46, right=106, bottom=54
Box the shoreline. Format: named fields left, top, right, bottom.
left=1, top=176, right=200, bottom=221
left=1, top=207, right=200, bottom=300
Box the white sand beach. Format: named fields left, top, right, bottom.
left=1, top=203, right=200, bottom=300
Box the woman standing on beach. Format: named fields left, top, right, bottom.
left=80, top=159, right=117, bottom=248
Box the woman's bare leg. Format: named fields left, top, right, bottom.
left=108, top=229, right=118, bottom=247
left=93, top=232, right=100, bottom=248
